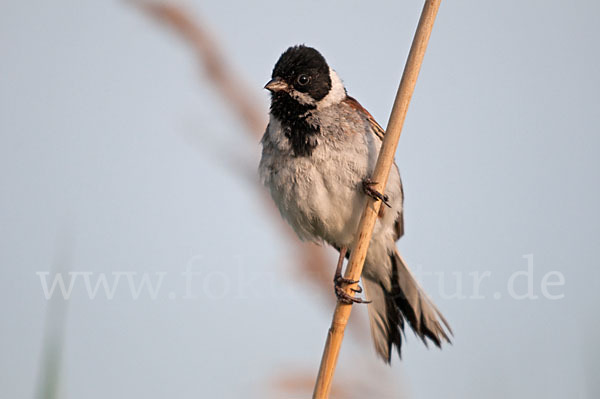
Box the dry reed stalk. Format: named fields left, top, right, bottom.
left=312, top=1, right=443, bottom=397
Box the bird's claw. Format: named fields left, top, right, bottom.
left=334, top=275, right=370, bottom=304
left=351, top=285, right=362, bottom=294
left=362, top=178, right=391, bottom=207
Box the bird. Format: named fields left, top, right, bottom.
left=258, top=44, right=451, bottom=362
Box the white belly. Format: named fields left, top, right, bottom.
left=259, top=117, right=403, bottom=249
left=269, top=153, right=366, bottom=246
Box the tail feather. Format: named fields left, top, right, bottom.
left=362, top=279, right=401, bottom=361
left=363, top=249, right=452, bottom=362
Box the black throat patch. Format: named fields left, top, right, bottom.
left=270, top=93, right=319, bottom=157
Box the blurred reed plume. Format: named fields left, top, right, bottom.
left=130, top=0, right=338, bottom=300
left=130, top=1, right=401, bottom=397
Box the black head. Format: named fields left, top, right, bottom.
left=265, top=45, right=332, bottom=102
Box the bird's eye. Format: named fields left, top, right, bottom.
left=297, top=74, right=310, bottom=86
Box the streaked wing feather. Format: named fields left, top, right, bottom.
left=343, top=95, right=404, bottom=241
left=343, top=96, right=386, bottom=140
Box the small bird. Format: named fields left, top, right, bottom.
left=259, top=45, right=451, bottom=362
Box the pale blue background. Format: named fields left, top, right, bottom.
left=1, top=1, right=599, bottom=398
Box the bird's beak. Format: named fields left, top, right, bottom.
left=264, top=77, right=288, bottom=93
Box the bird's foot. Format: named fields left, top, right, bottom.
left=334, top=275, right=371, bottom=304
left=362, top=178, right=391, bottom=208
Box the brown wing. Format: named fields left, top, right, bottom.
left=393, top=177, right=404, bottom=241
left=343, top=96, right=405, bottom=241
left=343, top=96, right=386, bottom=140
